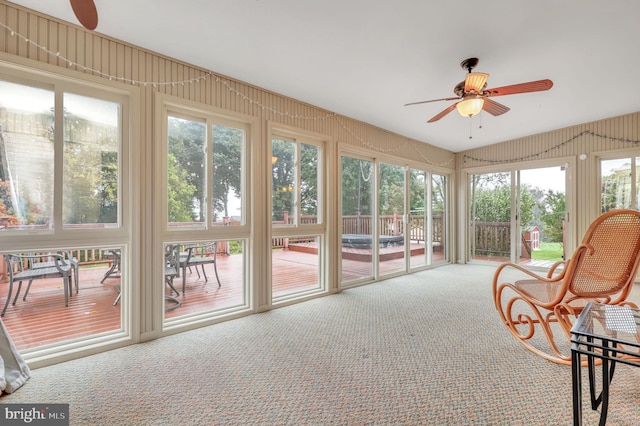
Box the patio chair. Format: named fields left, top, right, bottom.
left=492, top=209, right=640, bottom=364
left=27, top=251, right=79, bottom=295
left=164, top=244, right=180, bottom=296
left=164, top=244, right=181, bottom=312
left=2, top=253, right=76, bottom=316
left=179, top=242, right=221, bottom=294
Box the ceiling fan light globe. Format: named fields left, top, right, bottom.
left=456, top=98, right=484, bottom=118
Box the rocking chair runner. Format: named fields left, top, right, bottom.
left=492, top=209, right=640, bottom=365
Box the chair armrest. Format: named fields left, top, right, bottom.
left=52, top=254, right=72, bottom=274
left=6, top=253, right=71, bottom=273
left=546, top=260, right=567, bottom=278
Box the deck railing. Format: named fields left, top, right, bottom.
left=271, top=213, right=444, bottom=249
left=471, top=221, right=510, bottom=257
left=0, top=214, right=446, bottom=268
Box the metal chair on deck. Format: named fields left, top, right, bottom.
left=178, top=242, right=221, bottom=294
left=2, top=253, right=76, bottom=316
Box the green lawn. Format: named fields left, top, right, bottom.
left=532, top=242, right=564, bottom=261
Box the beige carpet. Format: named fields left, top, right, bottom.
left=3, top=264, right=640, bottom=425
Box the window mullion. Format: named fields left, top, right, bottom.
left=54, top=89, right=65, bottom=231
left=295, top=142, right=301, bottom=227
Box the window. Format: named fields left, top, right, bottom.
left=0, top=80, right=55, bottom=229
left=0, top=70, right=132, bottom=357
left=271, top=137, right=321, bottom=226
left=167, top=116, right=245, bottom=227
left=167, top=116, right=206, bottom=227
left=271, top=133, right=325, bottom=302
left=0, top=81, right=121, bottom=231
left=161, top=100, right=250, bottom=324
left=601, top=156, right=640, bottom=212
left=63, top=93, right=120, bottom=228
left=212, top=125, right=244, bottom=225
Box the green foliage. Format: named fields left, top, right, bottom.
left=540, top=190, right=565, bottom=242
left=272, top=139, right=296, bottom=221
left=431, top=174, right=446, bottom=215
left=300, top=143, right=319, bottom=216
left=168, top=117, right=206, bottom=221
left=228, top=240, right=242, bottom=254
left=470, top=173, right=535, bottom=226
left=379, top=163, right=404, bottom=215
left=63, top=133, right=119, bottom=225
left=98, top=151, right=118, bottom=223
left=408, top=169, right=426, bottom=214
left=167, top=153, right=197, bottom=222
left=168, top=119, right=244, bottom=223
left=341, top=157, right=373, bottom=216
left=212, top=125, right=243, bottom=220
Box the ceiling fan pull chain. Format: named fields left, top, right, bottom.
left=469, top=118, right=473, bottom=139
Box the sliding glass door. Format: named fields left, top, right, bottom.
left=469, top=172, right=512, bottom=263
left=517, top=166, right=566, bottom=266
left=341, top=155, right=449, bottom=285
left=378, top=163, right=405, bottom=276
left=469, top=164, right=566, bottom=266
left=341, top=156, right=375, bottom=283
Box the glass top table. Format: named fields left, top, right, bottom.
left=571, top=302, right=640, bottom=425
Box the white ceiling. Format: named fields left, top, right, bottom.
left=7, top=0, right=640, bottom=152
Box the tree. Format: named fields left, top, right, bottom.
left=272, top=139, right=295, bottom=222
left=168, top=117, right=206, bottom=221
left=340, top=157, right=373, bottom=216
left=63, top=140, right=102, bottom=224
left=300, top=143, right=319, bottom=216
left=431, top=174, right=446, bottom=216
left=98, top=151, right=118, bottom=223
left=212, top=125, right=243, bottom=221
left=408, top=169, right=426, bottom=216
left=540, top=190, right=565, bottom=242
left=167, top=153, right=197, bottom=222
left=470, top=173, right=534, bottom=226
left=379, top=163, right=404, bottom=215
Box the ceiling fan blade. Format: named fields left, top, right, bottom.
left=404, top=97, right=459, bottom=107
left=464, top=72, right=489, bottom=93
left=70, top=0, right=98, bottom=30
left=482, top=98, right=510, bottom=116
left=427, top=104, right=457, bottom=123
left=484, top=79, right=553, bottom=97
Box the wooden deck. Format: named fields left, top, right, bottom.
left=1, top=245, right=441, bottom=351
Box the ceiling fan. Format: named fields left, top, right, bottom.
left=405, top=58, right=553, bottom=123
left=70, top=0, right=98, bottom=30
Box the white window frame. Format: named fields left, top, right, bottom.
left=0, top=56, right=138, bottom=364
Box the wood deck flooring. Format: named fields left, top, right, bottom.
left=1, top=245, right=442, bottom=352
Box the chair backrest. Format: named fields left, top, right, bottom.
left=165, top=244, right=179, bottom=269
left=569, top=209, right=640, bottom=298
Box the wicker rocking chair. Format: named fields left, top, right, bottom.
left=492, top=209, right=640, bottom=365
